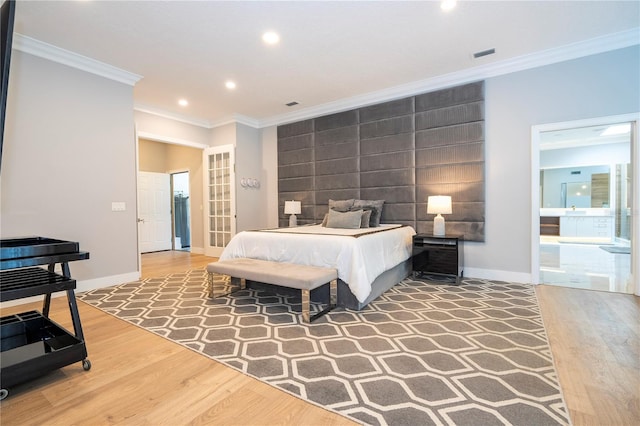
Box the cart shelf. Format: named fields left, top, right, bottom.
left=0, top=237, right=90, bottom=400
left=0, top=268, right=76, bottom=302
left=0, top=311, right=88, bottom=390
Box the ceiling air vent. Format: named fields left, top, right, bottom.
left=473, top=48, right=496, bottom=59
left=286, top=101, right=299, bottom=107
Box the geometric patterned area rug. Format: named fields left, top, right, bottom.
left=78, top=270, right=570, bottom=426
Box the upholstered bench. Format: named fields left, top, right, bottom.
left=206, top=258, right=338, bottom=323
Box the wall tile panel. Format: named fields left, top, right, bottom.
left=415, top=143, right=484, bottom=167
left=277, top=81, right=485, bottom=241
left=316, top=125, right=358, bottom=146
left=361, top=186, right=415, bottom=203
left=278, top=163, right=315, bottom=179
left=361, top=133, right=415, bottom=155
left=361, top=169, right=414, bottom=188
left=315, top=110, right=358, bottom=131
left=415, top=81, right=484, bottom=112
left=415, top=122, right=483, bottom=149
left=316, top=173, right=360, bottom=190
left=360, top=115, right=413, bottom=139
left=314, top=140, right=359, bottom=161
left=278, top=148, right=314, bottom=166
left=316, top=157, right=359, bottom=176
left=415, top=101, right=484, bottom=131
left=277, top=119, right=314, bottom=138
left=361, top=151, right=414, bottom=172
left=360, top=97, right=414, bottom=123
left=278, top=133, right=314, bottom=152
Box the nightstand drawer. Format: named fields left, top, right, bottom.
left=412, top=234, right=464, bottom=284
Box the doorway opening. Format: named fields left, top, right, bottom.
left=171, top=171, right=191, bottom=252
left=531, top=114, right=637, bottom=294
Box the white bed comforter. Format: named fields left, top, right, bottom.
left=219, top=224, right=416, bottom=303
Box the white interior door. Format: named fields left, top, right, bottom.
left=138, top=171, right=172, bottom=253
left=203, top=145, right=235, bottom=257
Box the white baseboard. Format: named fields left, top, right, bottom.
left=0, top=271, right=141, bottom=309
left=464, top=267, right=533, bottom=284
left=190, top=246, right=204, bottom=254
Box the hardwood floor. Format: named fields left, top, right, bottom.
left=1, top=251, right=638, bottom=425
left=536, top=284, right=640, bottom=425
left=139, top=250, right=216, bottom=280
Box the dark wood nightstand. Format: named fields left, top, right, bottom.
left=412, top=234, right=464, bottom=284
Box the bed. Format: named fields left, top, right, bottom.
left=218, top=223, right=416, bottom=310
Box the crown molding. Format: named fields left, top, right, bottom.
left=136, top=131, right=208, bottom=150
left=134, top=103, right=214, bottom=128
left=258, top=27, right=640, bottom=128
left=13, top=33, right=142, bottom=86
left=210, top=114, right=261, bottom=129
left=134, top=105, right=261, bottom=130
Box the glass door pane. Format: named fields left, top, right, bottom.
left=204, top=146, right=235, bottom=256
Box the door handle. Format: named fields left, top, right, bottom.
left=137, top=218, right=145, bottom=223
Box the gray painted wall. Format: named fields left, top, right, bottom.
left=1, top=51, right=138, bottom=283
left=476, top=45, right=639, bottom=279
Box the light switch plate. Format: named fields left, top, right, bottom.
left=112, top=202, right=126, bottom=212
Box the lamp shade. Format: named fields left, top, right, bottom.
left=284, top=200, right=301, bottom=215
left=427, top=196, right=452, bottom=215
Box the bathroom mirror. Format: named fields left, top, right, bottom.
left=540, top=165, right=610, bottom=208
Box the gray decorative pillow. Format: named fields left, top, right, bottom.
left=326, top=209, right=363, bottom=229
left=328, top=199, right=355, bottom=212
left=353, top=199, right=384, bottom=227
left=360, top=210, right=372, bottom=228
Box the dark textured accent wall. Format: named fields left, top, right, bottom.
left=278, top=81, right=485, bottom=241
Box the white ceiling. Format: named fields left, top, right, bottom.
left=10, top=1, right=640, bottom=128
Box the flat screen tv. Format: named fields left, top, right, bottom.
left=1, top=0, right=16, bottom=174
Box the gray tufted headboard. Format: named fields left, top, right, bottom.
left=277, top=81, right=485, bottom=242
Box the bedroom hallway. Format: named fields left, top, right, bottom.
left=140, top=250, right=217, bottom=279
left=0, top=253, right=637, bottom=425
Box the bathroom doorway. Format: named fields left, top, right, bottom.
left=532, top=115, right=636, bottom=294
left=171, top=171, right=191, bottom=252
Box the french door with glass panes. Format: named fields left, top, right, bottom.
left=203, top=145, right=235, bottom=257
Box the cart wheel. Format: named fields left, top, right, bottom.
left=0, top=389, right=8, bottom=400
left=82, top=359, right=92, bottom=371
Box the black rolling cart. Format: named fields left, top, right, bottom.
left=412, top=234, right=464, bottom=284
left=0, top=237, right=91, bottom=400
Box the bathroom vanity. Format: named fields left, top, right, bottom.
left=540, top=209, right=614, bottom=240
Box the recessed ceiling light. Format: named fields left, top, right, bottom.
left=225, top=81, right=236, bottom=90
left=262, top=31, right=280, bottom=45
left=601, top=123, right=631, bottom=136
left=441, top=0, right=457, bottom=11
left=178, top=99, right=188, bottom=107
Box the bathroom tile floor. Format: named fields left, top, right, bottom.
left=540, top=237, right=632, bottom=293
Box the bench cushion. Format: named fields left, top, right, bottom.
left=207, top=258, right=338, bottom=291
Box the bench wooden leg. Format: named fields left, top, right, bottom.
left=207, top=272, right=214, bottom=298
left=302, top=289, right=311, bottom=323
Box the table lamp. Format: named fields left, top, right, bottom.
left=284, top=200, right=301, bottom=227
left=427, top=196, right=452, bottom=236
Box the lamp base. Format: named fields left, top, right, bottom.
left=289, top=214, right=297, bottom=227
left=433, top=214, right=445, bottom=236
